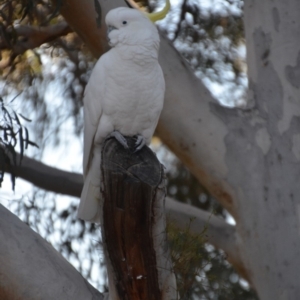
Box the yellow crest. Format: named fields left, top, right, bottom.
left=126, top=0, right=170, bottom=22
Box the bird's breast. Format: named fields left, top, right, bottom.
left=103, top=61, right=164, bottom=138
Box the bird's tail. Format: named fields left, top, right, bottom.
left=77, top=153, right=102, bottom=223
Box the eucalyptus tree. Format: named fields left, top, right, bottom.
left=1, top=0, right=295, bottom=299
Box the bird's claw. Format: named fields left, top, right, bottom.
left=109, top=131, right=129, bottom=149
left=134, top=135, right=146, bottom=152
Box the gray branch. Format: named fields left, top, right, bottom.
left=5, top=153, right=83, bottom=197
left=0, top=22, right=72, bottom=55
left=0, top=204, right=104, bottom=300
left=3, top=153, right=243, bottom=276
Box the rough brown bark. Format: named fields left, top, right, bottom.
left=101, top=137, right=175, bottom=299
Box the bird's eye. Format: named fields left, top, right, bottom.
left=122, top=21, right=127, bottom=25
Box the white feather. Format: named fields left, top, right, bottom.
left=77, top=7, right=165, bottom=223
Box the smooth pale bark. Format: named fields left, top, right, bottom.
left=0, top=204, right=104, bottom=300
left=234, top=1, right=300, bottom=299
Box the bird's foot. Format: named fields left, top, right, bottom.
left=134, top=135, right=146, bottom=152
left=109, top=131, right=129, bottom=149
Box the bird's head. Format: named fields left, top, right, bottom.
left=105, top=8, right=160, bottom=51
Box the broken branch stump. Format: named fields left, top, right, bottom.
left=101, top=137, right=177, bottom=300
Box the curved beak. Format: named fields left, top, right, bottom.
left=107, top=25, right=117, bottom=35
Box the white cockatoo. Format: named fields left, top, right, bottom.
left=77, top=5, right=168, bottom=223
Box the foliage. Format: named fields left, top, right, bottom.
left=172, top=0, right=244, bottom=73
left=0, top=97, right=37, bottom=188
left=0, top=0, right=57, bottom=73
left=168, top=219, right=208, bottom=298
left=166, top=161, right=258, bottom=300
left=0, top=0, right=93, bottom=143
left=158, top=0, right=247, bottom=106
left=168, top=220, right=255, bottom=299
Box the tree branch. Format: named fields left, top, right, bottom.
left=5, top=153, right=83, bottom=197
left=0, top=204, right=104, bottom=300
left=3, top=153, right=246, bottom=278
left=52, top=0, right=112, bottom=57
left=0, top=21, right=72, bottom=55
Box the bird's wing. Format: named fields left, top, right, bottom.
left=82, top=58, right=106, bottom=178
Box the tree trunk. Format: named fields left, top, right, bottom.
left=100, top=137, right=177, bottom=299
left=229, top=1, right=300, bottom=299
